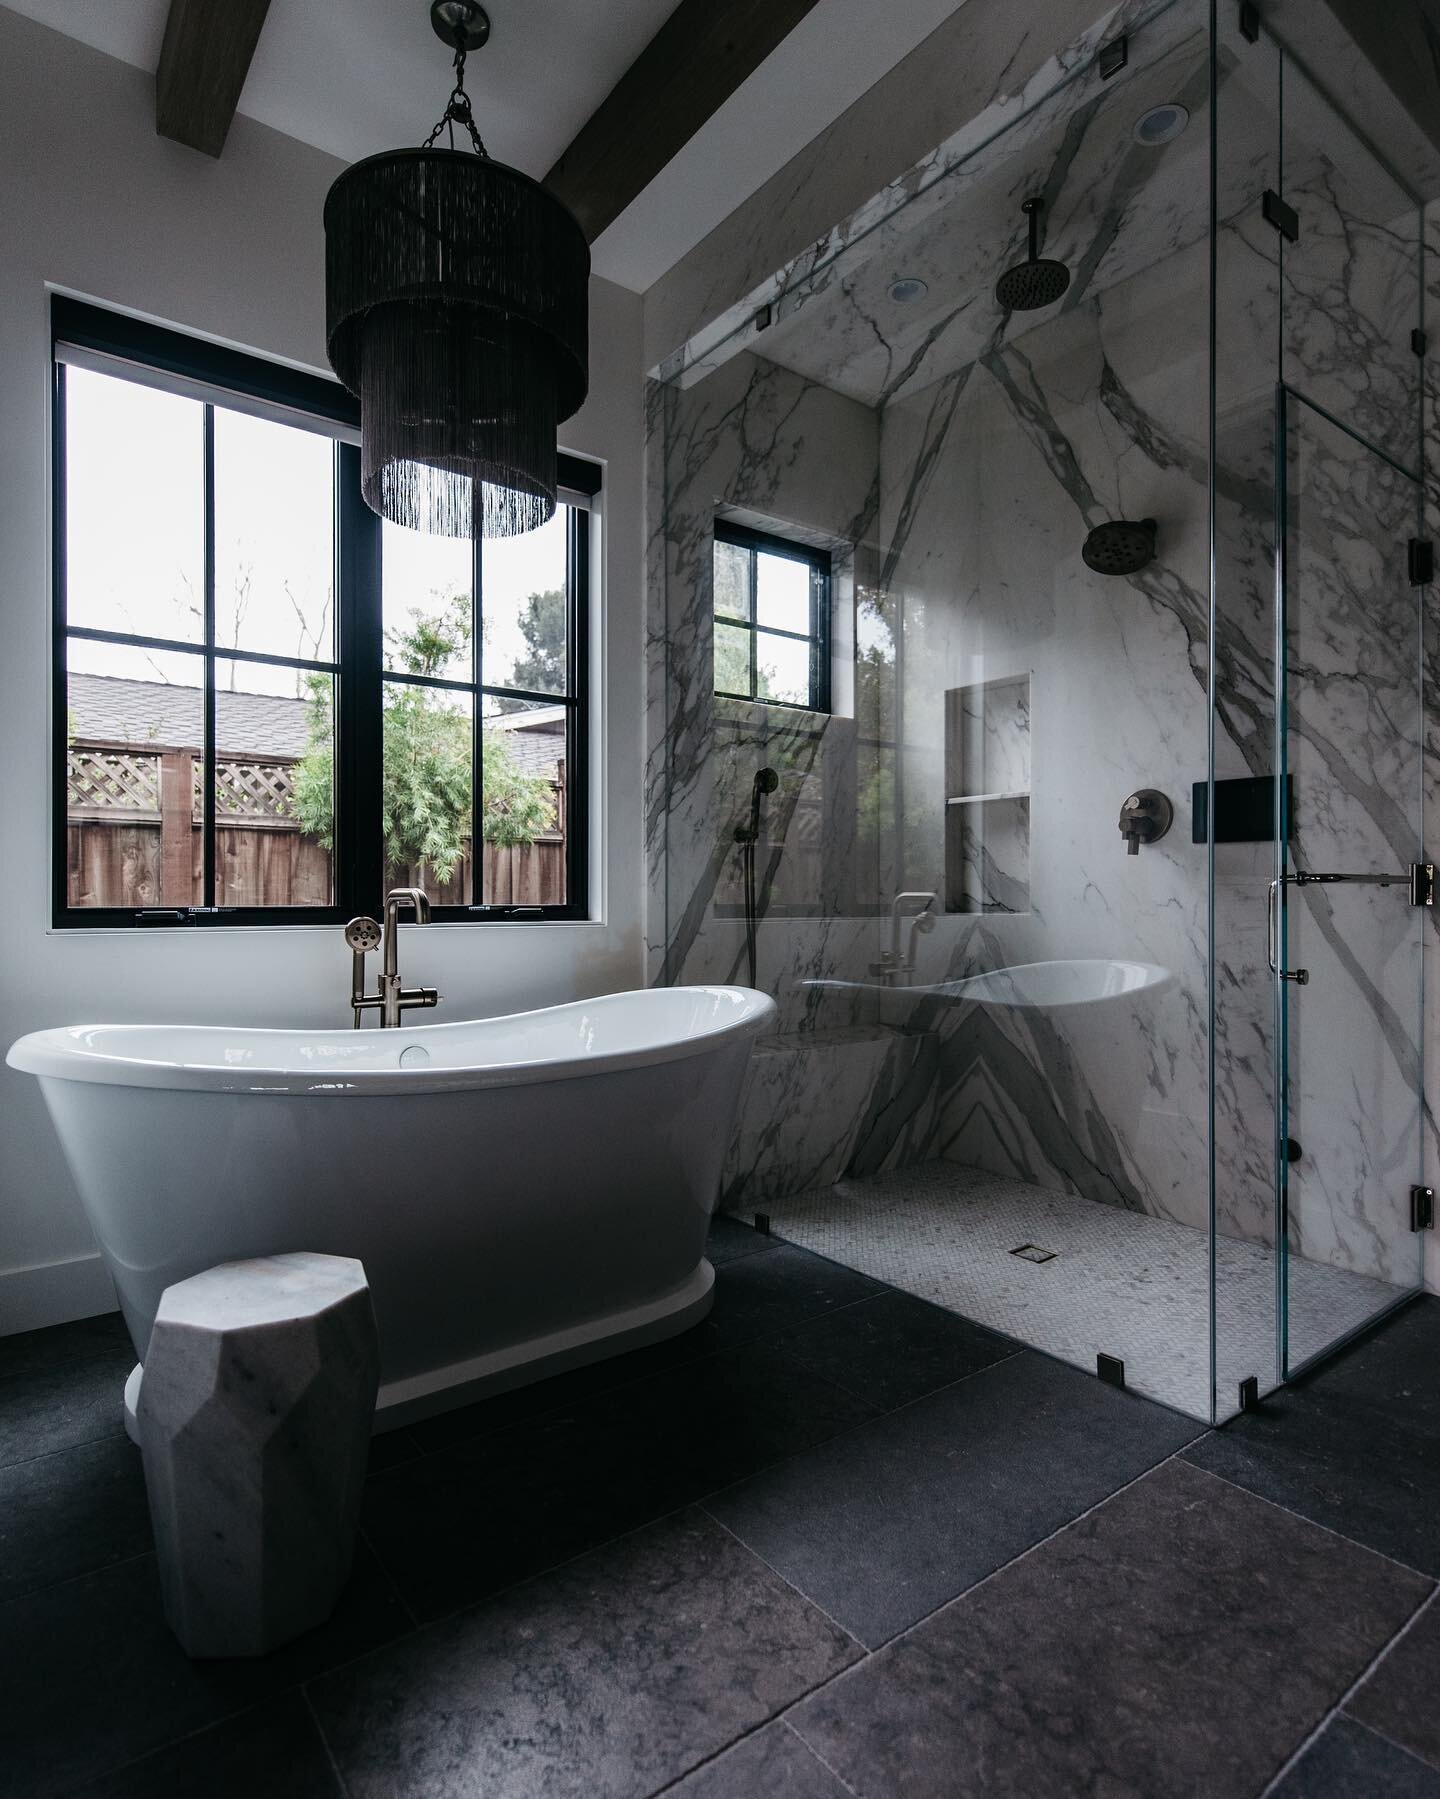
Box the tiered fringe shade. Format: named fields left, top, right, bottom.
left=325, top=148, right=589, bottom=539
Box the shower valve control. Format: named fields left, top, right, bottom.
left=1119, top=789, right=1173, bottom=855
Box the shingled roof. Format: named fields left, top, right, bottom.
left=68, top=672, right=564, bottom=777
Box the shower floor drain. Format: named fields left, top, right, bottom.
left=1010, top=1243, right=1057, bottom=1264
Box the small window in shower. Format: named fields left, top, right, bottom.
left=713, top=522, right=831, bottom=714
left=944, top=675, right=1031, bottom=915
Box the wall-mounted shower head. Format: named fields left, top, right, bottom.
left=995, top=198, right=1071, bottom=312
left=1082, top=517, right=1157, bottom=576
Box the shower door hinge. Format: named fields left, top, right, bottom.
left=1097, top=1352, right=1126, bottom=1388
left=1239, top=1375, right=1260, bottom=1412
left=1412, top=1186, right=1435, bottom=1232
left=1410, top=539, right=1435, bottom=586
left=1414, top=329, right=1429, bottom=358
left=1097, top=35, right=1128, bottom=78
left=1263, top=190, right=1300, bottom=243
left=1411, top=863, right=1435, bottom=907
left=1240, top=2, right=1261, bottom=43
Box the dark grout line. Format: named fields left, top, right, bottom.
left=302, top=1684, right=355, bottom=1799
left=0, top=1425, right=133, bottom=1478
left=780, top=1717, right=864, bottom=1798
left=1178, top=1457, right=1440, bottom=1585
left=0, top=1545, right=154, bottom=1614
left=1258, top=1586, right=1440, bottom=1796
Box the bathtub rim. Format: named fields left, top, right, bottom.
left=6, top=984, right=777, bottom=1097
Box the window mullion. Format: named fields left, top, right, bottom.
left=472, top=533, right=483, bottom=908
left=202, top=405, right=216, bottom=909
left=748, top=550, right=758, bottom=701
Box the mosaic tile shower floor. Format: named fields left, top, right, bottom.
left=739, top=1162, right=1408, bottom=1420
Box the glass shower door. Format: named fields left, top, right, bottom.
left=1274, top=388, right=1427, bottom=1375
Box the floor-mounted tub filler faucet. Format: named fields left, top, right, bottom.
left=345, top=888, right=440, bottom=1028
left=869, top=891, right=937, bottom=986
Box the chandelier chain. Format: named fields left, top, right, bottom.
left=421, top=42, right=489, bottom=156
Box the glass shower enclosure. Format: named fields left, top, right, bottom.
left=648, top=0, right=1434, bottom=1423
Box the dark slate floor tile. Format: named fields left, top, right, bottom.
left=697, top=1243, right=883, bottom=1351
left=791, top=1460, right=1430, bottom=1799
left=1346, top=1596, right=1440, bottom=1771
left=1270, top=1717, right=1440, bottom=1799
left=0, top=1437, right=151, bottom=1603
left=1185, top=1297, right=1440, bottom=1575
left=780, top=1289, right=1019, bottom=1412
left=364, top=1336, right=880, bottom=1620
left=0, top=1346, right=134, bottom=1469
left=0, top=1311, right=131, bottom=1382
left=705, top=1214, right=777, bottom=1266
left=308, top=1508, right=859, bottom=1799
left=64, top=1694, right=343, bottom=1799
left=0, top=1543, right=410, bottom=1798
left=662, top=1721, right=850, bottom=1797
left=706, top=1350, right=1198, bottom=1646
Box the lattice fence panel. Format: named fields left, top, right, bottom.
left=207, top=759, right=299, bottom=821
left=68, top=750, right=160, bottom=812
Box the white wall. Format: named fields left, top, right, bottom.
left=0, top=8, right=647, bottom=1332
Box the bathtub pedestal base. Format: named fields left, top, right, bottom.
left=372, top=1256, right=716, bottom=1431
left=122, top=1258, right=717, bottom=1442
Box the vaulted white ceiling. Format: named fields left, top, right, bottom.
left=0, top=0, right=970, bottom=291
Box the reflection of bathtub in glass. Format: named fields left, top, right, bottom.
left=805, top=958, right=1174, bottom=1011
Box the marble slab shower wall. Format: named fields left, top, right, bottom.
left=874, top=240, right=1215, bottom=1235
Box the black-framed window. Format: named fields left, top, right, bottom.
left=52, top=298, right=597, bottom=928
left=713, top=520, right=831, bottom=713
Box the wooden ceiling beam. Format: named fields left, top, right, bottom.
left=155, top=0, right=273, bottom=159
left=544, top=0, right=825, bottom=243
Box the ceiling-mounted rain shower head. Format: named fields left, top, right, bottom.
left=1083, top=518, right=1158, bottom=576
left=994, top=198, right=1071, bottom=312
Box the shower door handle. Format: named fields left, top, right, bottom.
left=1268, top=865, right=1433, bottom=984
left=1267, top=878, right=1309, bottom=985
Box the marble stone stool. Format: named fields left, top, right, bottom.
left=137, top=1251, right=380, bottom=1659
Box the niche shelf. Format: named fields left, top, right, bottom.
left=944, top=675, right=1031, bottom=915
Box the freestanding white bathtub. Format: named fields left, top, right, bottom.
left=7, top=985, right=774, bottom=1426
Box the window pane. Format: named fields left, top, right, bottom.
left=215, top=658, right=333, bottom=907
left=383, top=521, right=472, bottom=680
left=755, top=550, right=812, bottom=634
left=65, top=638, right=202, bottom=908
left=65, top=368, right=204, bottom=643
left=756, top=630, right=811, bottom=706
left=714, top=539, right=751, bottom=621
left=481, top=508, right=569, bottom=697
left=715, top=620, right=752, bottom=696
left=382, top=680, right=473, bottom=905
left=214, top=410, right=335, bottom=662
left=479, top=696, right=565, bottom=906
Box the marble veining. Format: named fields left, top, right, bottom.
left=648, top=0, right=1437, bottom=1414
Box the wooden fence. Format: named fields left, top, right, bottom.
left=66, top=742, right=564, bottom=910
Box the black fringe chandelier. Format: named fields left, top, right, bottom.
left=323, top=0, right=589, bottom=539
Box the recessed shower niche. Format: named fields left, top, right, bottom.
left=943, top=674, right=1031, bottom=915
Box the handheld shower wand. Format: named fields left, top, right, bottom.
left=735, top=767, right=779, bottom=987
